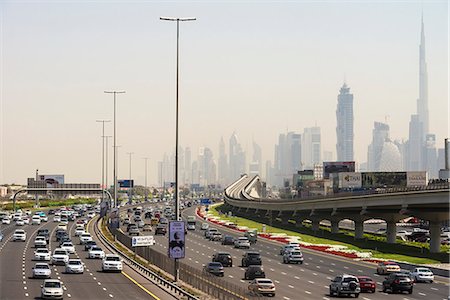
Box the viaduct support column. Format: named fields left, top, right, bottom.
left=331, top=220, right=340, bottom=234
left=312, top=219, right=320, bottom=232
left=354, top=220, right=364, bottom=239
left=429, top=221, right=441, bottom=253
left=386, top=220, right=397, bottom=244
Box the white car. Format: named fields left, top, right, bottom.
left=32, top=262, right=52, bottom=278
left=57, top=223, right=67, bottom=231
left=31, top=215, right=42, bottom=225
left=60, top=217, right=69, bottom=225
left=34, top=248, right=51, bottom=261
left=13, top=213, right=22, bottom=221
left=51, top=248, right=69, bottom=265
left=13, top=229, right=26, bottom=241
left=53, top=215, right=61, bottom=222
left=25, top=210, right=32, bottom=216
left=87, top=211, right=96, bottom=218
left=16, top=219, right=25, bottom=226
left=102, top=254, right=123, bottom=272
left=79, top=233, right=92, bottom=244
left=88, top=246, right=105, bottom=259
left=41, top=279, right=64, bottom=300
left=283, top=250, right=304, bottom=264
left=40, top=214, right=48, bottom=222
left=411, top=267, right=434, bottom=283
left=34, top=236, right=47, bottom=248
left=65, top=259, right=84, bottom=274
left=60, top=242, right=75, bottom=254
left=74, top=227, right=85, bottom=236
left=234, top=237, right=251, bottom=249
left=23, top=217, right=30, bottom=225
left=280, top=245, right=301, bottom=255
left=2, top=217, right=11, bottom=224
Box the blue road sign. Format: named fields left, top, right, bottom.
left=200, top=198, right=211, bottom=205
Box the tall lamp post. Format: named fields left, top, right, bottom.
left=104, top=91, right=125, bottom=208
left=104, top=135, right=112, bottom=207
left=96, top=120, right=111, bottom=204
left=126, top=152, right=134, bottom=204
left=160, top=16, right=196, bottom=283
left=143, top=157, right=149, bottom=202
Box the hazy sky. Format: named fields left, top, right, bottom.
left=1, top=1, right=448, bottom=186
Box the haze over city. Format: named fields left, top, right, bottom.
left=1, top=1, right=448, bottom=186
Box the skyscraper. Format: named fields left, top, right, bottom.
left=274, top=132, right=301, bottom=186
left=336, top=83, right=354, bottom=161
left=218, top=137, right=228, bottom=186
left=367, top=122, right=390, bottom=171
left=229, top=132, right=246, bottom=181
left=418, top=15, right=429, bottom=137
left=302, top=127, right=321, bottom=169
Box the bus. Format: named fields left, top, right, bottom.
left=187, top=216, right=196, bottom=230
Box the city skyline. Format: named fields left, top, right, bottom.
left=1, top=2, right=448, bottom=186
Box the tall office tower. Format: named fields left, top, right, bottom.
left=198, top=147, right=216, bottom=186
left=265, top=160, right=273, bottom=185
left=336, top=83, right=354, bottom=161
left=424, top=134, right=438, bottom=178
left=251, top=140, right=262, bottom=175
left=229, top=132, right=246, bottom=181
left=418, top=15, right=429, bottom=136
left=302, top=127, right=321, bottom=169
left=367, top=122, right=390, bottom=171
left=184, top=147, right=192, bottom=185
left=274, top=132, right=301, bottom=186
left=218, top=137, right=228, bottom=186
left=407, top=115, right=424, bottom=171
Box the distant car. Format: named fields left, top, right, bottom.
left=102, top=254, right=123, bottom=272
left=32, top=263, right=52, bottom=278
left=411, top=268, right=434, bottom=283
left=205, top=228, right=218, bottom=239
left=34, top=248, right=51, bottom=261
left=382, top=272, right=413, bottom=294
left=13, top=229, right=26, bottom=242
left=53, top=215, right=61, bottom=222
left=57, top=223, right=67, bottom=231
left=61, top=242, right=75, bottom=254
left=22, top=217, right=30, bottom=225
left=203, top=262, right=224, bottom=277
left=51, top=248, right=69, bottom=265
left=209, top=231, right=223, bottom=241
left=234, top=237, right=251, bottom=249
left=16, top=219, right=25, bottom=226
left=41, top=279, right=64, bottom=300
left=242, top=252, right=262, bottom=267
left=244, top=265, right=265, bottom=280
left=155, top=225, right=167, bottom=235
left=212, top=252, right=233, bottom=267
left=84, top=240, right=97, bottom=251
left=142, top=224, right=152, bottom=232
left=329, top=274, right=360, bottom=297
left=221, top=235, right=235, bottom=245
left=79, top=233, right=93, bottom=244
left=201, top=223, right=209, bottom=230
left=34, top=236, right=47, bottom=248
left=37, top=229, right=50, bottom=242
left=2, top=218, right=11, bottom=224
left=377, top=261, right=401, bottom=275
left=129, top=226, right=140, bottom=236
left=357, top=276, right=376, bottom=293
left=65, top=259, right=84, bottom=274
left=88, top=247, right=105, bottom=259
left=75, top=227, right=85, bottom=236
left=282, top=250, right=303, bottom=264
left=32, top=215, right=41, bottom=225
left=279, top=244, right=301, bottom=255
left=248, top=278, right=276, bottom=297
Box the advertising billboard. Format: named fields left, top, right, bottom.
left=406, top=171, right=428, bottom=187
left=38, top=175, right=65, bottom=188
left=168, top=221, right=185, bottom=259
left=323, top=162, right=355, bottom=179
left=118, top=180, right=134, bottom=188
left=338, top=172, right=362, bottom=189
left=132, top=236, right=155, bottom=247
left=361, top=172, right=407, bottom=188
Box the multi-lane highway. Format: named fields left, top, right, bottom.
left=0, top=212, right=178, bottom=300
left=119, top=203, right=450, bottom=300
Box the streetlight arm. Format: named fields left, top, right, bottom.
left=160, top=17, right=196, bottom=21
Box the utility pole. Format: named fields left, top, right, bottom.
left=127, top=152, right=134, bottom=204
left=96, top=120, right=111, bottom=204
left=143, top=157, right=149, bottom=202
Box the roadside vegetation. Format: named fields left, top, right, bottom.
left=0, top=198, right=97, bottom=211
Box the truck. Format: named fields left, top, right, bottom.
left=187, top=216, right=196, bottom=230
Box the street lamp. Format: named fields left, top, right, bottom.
left=104, top=90, right=125, bottom=208
left=143, top=157, right=149, bottom=202
left=104, top=135, right=112, bottom=206
left=96, top=120, right=111, bottom=204
left=160, top=16, right=196, bottom=283
left=127, top=152, right=134, bottom=204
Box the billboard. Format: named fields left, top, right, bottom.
left=323, top=162, right=355, bottom=179
left=406, top=171, right=428, bottom=187
left=132, top=236, right=155, bottom=247
left=338, top=172, right=362, bottom=189
left=361, top=172, right=407, bottom=188
left=118, top=180, right=134, bottom=188
left=168, top=221, right=185, bottom=259
left=38, top=175, right=65, bottom=188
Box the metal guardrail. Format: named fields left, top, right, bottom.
left=94, top=217, right=200, bottom=300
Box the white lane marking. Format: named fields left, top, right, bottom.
left=281, top=272, right=287, bottom=275
left=93, top=277, right=97, bottom=280
left=275, top=280, right=280, bottom=283
left=331, top=263, right=335, bottom=266
left=109, top=294, right=113, bottom=298
left=90, top=273, right=93, bottom=276
left=63, top=287, right=67, bottom=291
left=283, top=297, right=290, bottom=300
left=24, top=287, right=27, bottom=290
left=228, top=275, right=234, bottom=278
left=305, top=291, right=311, bottom=294
left=98, top=282, right=101, bottom=285
left=418, top=293, right=426, bottom=296
left=313, top=273, right=318, bottom=276
left=67, top=294, right=72, bottom=298
left=329, top=269, right=334, bottom=272
left=195, top=261, right=199, bottom=264
left=357, top=269, right=363, bottom=273
left=25, top=293, right=29, bottom=297
left=323, top=297, right=330, bottom=300
left=344, top=266, right=349, bottom=269
left=270, top=268, right=275, bottom=272
left=362, top=297, right=371, bottom=300
left=316, top=266, right=321, bottom=269
left=23, top=276, right=26, bottom=279
left=240, top=280, right=245, bottom=283
left=103, top=287, right=107, bottom=291
left=23, top=281, right=26, bottom=284
left=294, top=276, right=300, bottom=279
left=308, top=280, right=315, bottom=284
left=431, top=287, right=438, bottom=291
left=288, top=285, right=294, bottom=289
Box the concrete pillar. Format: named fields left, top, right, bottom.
left=312, top=219, right=320, bottom=232
left=354, top=220, right=364, bottom=239
left=386, top=220, right=397, bottom=244
left=331, top=220, right=340, bottom=234
left=429, top=221, right=441, bottom=253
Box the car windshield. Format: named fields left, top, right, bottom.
left=37, top=249, right=49, bottom=253
left=247, top=253, right=259, bottom=257
left=358, top=277, right=372, bottom=282
left=290, top=251, right=301, bottom=255
left=239, top=237, right=248, bottom=241
left=54, top=251, right=66, bottom=255
left=257, top=279, right=273, bottom=285
left=45, top=282, right=61, bottom=288
left=91, top=247, right=102, bottom=251
left=209, top=263, right=222, bottom=267
left=69, top=260, right=81, bottom=265
left=36, top=264, right=49, bottom=269
left=418, top=268, right=431, bottom=272
left=106, top=256, right=120, bottom=261
left=343, top=277, right=357, bottom=282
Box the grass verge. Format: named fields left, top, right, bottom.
left=1, top=198, right=97, bottom=211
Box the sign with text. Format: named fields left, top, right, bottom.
left=168, top=221, right=185, bottom=259
left=131, top=235, right=155, bottom=247
left=118, top=179, right=134, bottom=188
left=200, top=198, right=211, bottom=205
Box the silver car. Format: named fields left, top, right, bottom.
left=41, top=279, right=64, bottom=299
left=65, top=259, right=84, bottom=274
left=32, top=263, right=51, bottom=278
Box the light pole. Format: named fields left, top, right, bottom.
left=96, top=120, right=111, bottom=204
left=160, top=16, right=196, bottom=283
left=127, top=152, right=134, bottom=204
left=104, top=91, right=125, bottom=208
left=113, top=145, right=122, bottom=207
left=104, top=135, right=112, bottom=206
left=143, top=157, right=149, bottom=202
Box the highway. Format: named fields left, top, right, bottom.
left=0, top=213, right=178, bottom=300
left=119, top=203, right=450, bottom=300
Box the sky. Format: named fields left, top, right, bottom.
left=0, top=0, right=448, bottom=186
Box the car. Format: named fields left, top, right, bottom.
left=53, top=215, right=61, bottom=222
left=221, top=235, right=234, bottom=245
left=329, top=274, right=361, bottom=298
left=102, top=254, right=123, bottom=272
left=244, top=265, right=265, bottom=280
left=234, top=237, right=251, bottom=249
left=137, top=220, right=145, bottom=228
left=41, top=279, right=64, bottom=300
left=248, top=278, right=276, bottom=297
left=129, top=226, right=140, bottom=236
left=242, top=252, right=262, bottom=267
left=51, top=248, right=69, bottom=265
left=13, top=229, right=26, bottom=241
left=48, top=209, right=55, bottom=215
left=280, top=244, right=301, bottom=255
left=159, top=217, right=168, bottom=225
left=212, top=252, right=233, bottom=267
left=377, top=261, right=401, bottom=275
left=411, top=267, right=434, bottom=283
left=209, top=231, right=223, bottom=241
left=282, top=249, right=304, bottom=264
left=34, top=248, right=51, bottom=261
left=203, top=262, right=224, bottom=277
left=32, top=262, right=52, bottom=278
left=142, top=224, right=152, bottom=232
left=65, top=259, right=84, bottom=274
left=205, top=228, right=218, bottom=239
left=2, top=217, right=11, bottom=224
left=0, top=232, right=3, bottom=242
left=58, top=236, right=72, bottom=246
left=13, top=213, right=22, bottom=221
left=60, top=242, right=75, bottom=254
left=40, top=214, right=48, bottom=222
left=22, top=217, right=30, bottom=225
left=79, top=233, right=93, bottom=244
left=88, top=246, right=105, bottom=259
left=155, top=225, right=167, bottom=235
left=55, top=230, right=68, bottom=242
left=60, top=217, right=69, bottom=225
left=123, top=218, right=130, bottom=225
left=16, top=219, right=25, bottom=226
left=84, top=240, right=97, bottom=251
left=357, top=276, right=376, bottom=293
left=382, top=272, right=413, bottom=294
left=34, top=236, right=47, bottom=248
left=32, top=215, right=42, bottom=225
left=75, top=227, right=85, bottom=236
left=126, top=223, right=137, bottom=232
left=37, top=229, right=50, bottom=242
left=87, top=211, right=95, bottom=218
left=57, top=223, right=67, bottom=231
